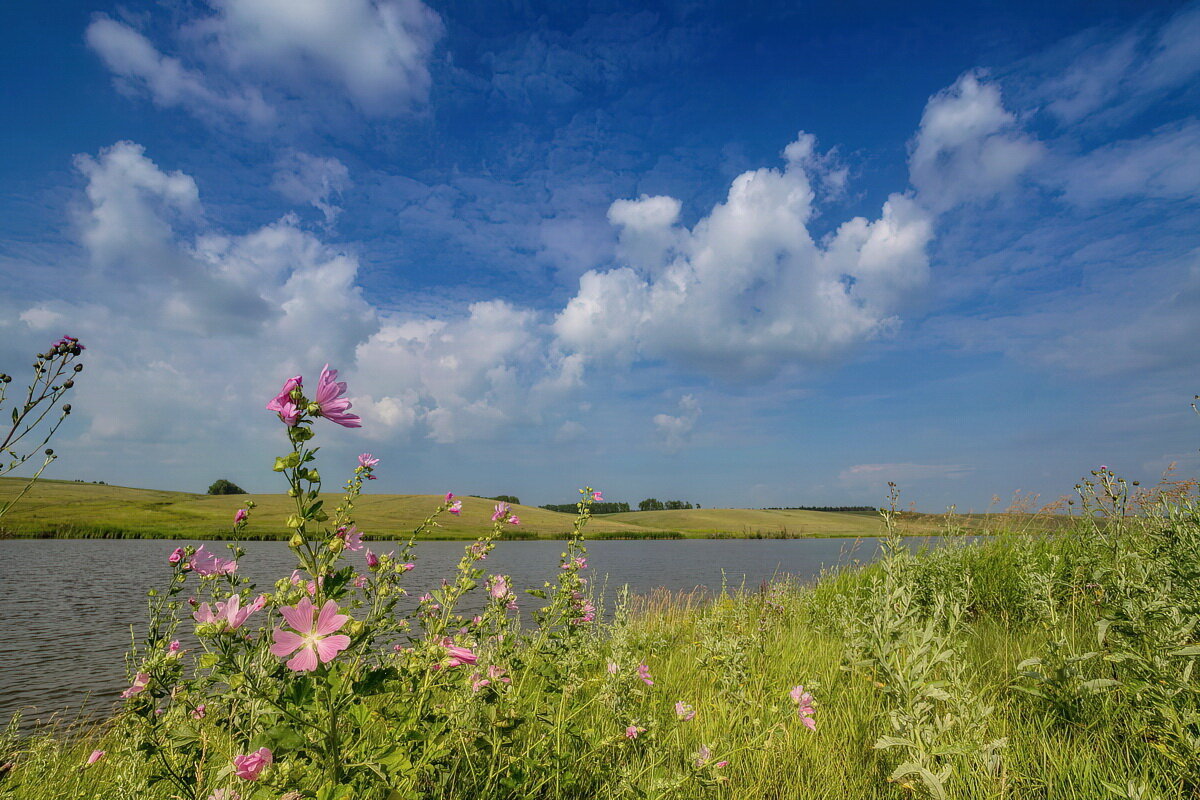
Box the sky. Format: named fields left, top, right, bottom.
left=1, top=0, right=1198, bottom=511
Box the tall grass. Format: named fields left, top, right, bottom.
left=5, top=489, right=1200, bottom=799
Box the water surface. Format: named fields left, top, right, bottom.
left=0, top=536, right=962, bottom=728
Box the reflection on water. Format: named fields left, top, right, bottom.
left=0, top=535, right=965, bottom=728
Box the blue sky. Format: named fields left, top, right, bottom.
left=1, top=0, right=1198, bottom=511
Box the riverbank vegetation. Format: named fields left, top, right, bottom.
left=5, top=466, right=1200, bottom=798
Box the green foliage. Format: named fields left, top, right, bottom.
left=206, top=478, right=247, bottom=495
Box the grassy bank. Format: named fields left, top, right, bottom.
left=0, top=478, right=918, bottom=539
left=6, top=494, right=1200, bottom=799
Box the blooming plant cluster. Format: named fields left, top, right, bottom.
left=103, top=364, right=818, bottom=800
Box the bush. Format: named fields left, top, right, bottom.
left=207, top=478, right=247, bottom=495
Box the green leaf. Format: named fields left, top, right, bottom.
left=1169, top=645, right=1200, bottom=657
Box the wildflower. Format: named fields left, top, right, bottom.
left=561, top=556, right=587, bottom=570
left=695, top=745, right=728, bottom=768
left=190, top=545, right=237, bottom=577
left=266, top=376, right=303, bottom=426
left=208, top=791, right=240, bottom=800
left=313, top=365, right=361, bottom=427
left=449, top=500, right=462, bottom=515
left=592, top=491, right=604, bottom=502
left=571, top=600, right=596, bottom=624
left=434, top=638, right=478, bottom=669
left=232, top=747, right=272, bottom=781
left=507, top=514, right=520, bottom=525
left=85, top=750, right=105, bottom=765
left=233, top=509, right=248, bottom=523
left=789, top=685, right=816, bottom=731
left=607, top=662, right=619, bottom=675
left=121, top=672, right=150, bottom=698
left=444, top=491, right=455, bottom=503
left=637, top=664, right=654, bottom=686
left=675, top=701, right=696, bottom=721
left=192, top=705, right=206, bottom=719
left=470, top=672, right=490, bottom=693
left=193, top=594, right=267, bottom=631
left=270, top=598, right=352, bottom=672
left=168, top=640, right=181, bottom=652
left=625, top=725, right=644, bottom=739
left=489, top=575, right=510, bottom=600
left=359, top=453, right=379, bottom=469
left=168, top=547, right=184, bottom=564
left=337, top=525, right=363, bottom=552
left=487, top=664, right=510, bottom=684
left=366, top=550, right=380, bottom=569
left=399, top=562, right=414, bottom=572
left=353, top=574, right=368, bottom=588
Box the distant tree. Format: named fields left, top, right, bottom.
left=541, top=501, right=630, bottom=514
left=638, top=498, right=665, bottom=511
left=208, top=478, right=247, bottom=495
left=489, top=495, right=521, bottom=505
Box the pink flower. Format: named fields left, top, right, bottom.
left=487, top=664, right=510, bottom=684
left=637, top=664, right=654, bottom=686
left=488, top=575, right=509, bottom=600
left=121, top=672, right=150, bottom=698
left=168, top=640, right=181, bottom=652
left=434, top=638, right=478, bottom=670
left=353, top=574, right=368, bottom=588
left=314, top=365, right=361, bottom=428
left=192, top=705, right=206, bottom=719
left=789, top=685, right=816, bottom=731
left=571, top=600, right=596, bottom=624
left=444, top=491, right=455, bottom=503
left=491, top=502, right=510, bottom=522
left=449, top=500, right=462, bottom=515
left=232, top=747, right=272, bottom=781
left=234, top=509, right=248, bottom=523
left=366, top=550, right=379, bottom=569
left=85, top=750, right=105, bottom=765
left=507, top=515, right=520, bottom=525
left=675, top=701, right=696, bottom=721
left=269, top=598, right=352, bottom=672
left=592, top=491, right=604, bottom=502
left=359, top=453, right=379, bottom=469
left=208, top=791, right=240, bottom=800
left=607, top=662, right=619, bottom=675
left=625, top=725, right=643, bottom=739
left=560, top=556, right=587, bottom=571
left=168, top=547, right=184, bottom=564
left=400, top=562, right=414, bottom=572
left=337, top=525, right=363, bottom=552
left=266, top=376, right=303, bottom=427
left=193, top=594, right=267, bottom=631
left=695, top=745, right=728, bottom=768
left=190, top=546, right=237, bottom=577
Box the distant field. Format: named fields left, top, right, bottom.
left=602, top=507, right=887, bottom=537
left=0, top=478, right=1011, bottom=540
left=0, top=478, right=661, bottom=540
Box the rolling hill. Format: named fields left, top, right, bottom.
left=600, top=507, right=886, bottom=537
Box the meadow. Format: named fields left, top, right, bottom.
left=0, top=477, right=894, bottom=540
left=5, top=473, right=1200, bottom=800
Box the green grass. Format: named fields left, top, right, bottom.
left=602, top=507, right=888, bottom=537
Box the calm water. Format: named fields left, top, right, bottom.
left=0, top=536, right=964, bottom=728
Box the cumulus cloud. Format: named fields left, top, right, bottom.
left=272, top=151, right=352, bottom=223
left=652, top=394, right=701, bottom=451
left=909, top=72, right=1043, bottom=212
left=85, top=0, right=442, bottom=127
left=555, top=133, right=933, bottom=377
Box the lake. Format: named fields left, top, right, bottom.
left=0, top=536, right=967, bottom=728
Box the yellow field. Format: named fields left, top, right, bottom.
left=601, top=507, right=885, bottom=537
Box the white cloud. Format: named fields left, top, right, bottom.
left=1052, top=120, right=1200, bottom=204
left=839, top=463, right=974, bottom=485
left=653, top=394, right=700, bottom=451
left=909, top=72, right=1043, bottom=212
left=272, top=151, right=352, bottom=223
left=19, top=307, right=64, bottom=330
left=85, top=16, right=274, bottom=127
left=556, top=133, right=933, bottom=377
left=86, top=0, right=442, bottom=127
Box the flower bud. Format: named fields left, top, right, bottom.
left=289, top=532, right=304, bottom=548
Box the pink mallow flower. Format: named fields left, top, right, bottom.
left=491, top=502, right=510, bottom=522
left=675, top=701, right=696, bottom=721
left=269, top=598, right=352, bottom=672
left=366, top=550, right=380, bottom=569
left=337, top=525, right=363, bottom=552
left=193, top=594, right=267, bottom=631
left=189, top=545, right=237, bottom=577
left=507, top=515, right=520, bottom=525
left=234, top=509, right=248, bottom=523
left=434, top=638, right=478, bottom=670
left=168, top=547, right=184, bottom=564
left=789, top=685, right=816, bottom=731
left=85, top=750, right=105, bottom=765
left=266, top=376, right=303, bottom=427
left=121, top=672, right=150, bottom=698
left=625, top=725, right=644, bottom=739
left=314, top=365, right=361, bottom=428
left=637, top=664, right=654, bottom=686
left=695, top=745, right=728, bottom=768
left=192, top=705, right=206, bottom=719
left=232, top=747, right=272, bottom=781
left=449, top=500, right=462, bottom=515
left=444, top=491, right=455, bottom=503
left=592, top=491, right=604, bottom=502
left=359, top=453, right=379, bottom=469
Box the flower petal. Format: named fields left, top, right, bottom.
left=280, top=597, right=315, bottom=633
left=269, top=629, right=304, bottom=658
left=315, top=634, right=351, bottom=663
left=287, top=644, right=319, bottom=672
left=315, top=600, right=349, bottom=636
